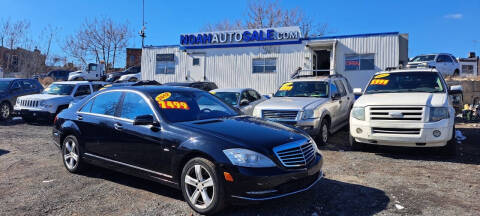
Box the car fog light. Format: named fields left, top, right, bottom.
left=433, top=130, right=441, bottom=137
left=356, top=128, right=363, bottom=134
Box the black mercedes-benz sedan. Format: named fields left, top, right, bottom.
left=52, top=85, right=323, bottom=214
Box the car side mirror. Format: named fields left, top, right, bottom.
left=353, top=88, right=363, bottom=96
left=133, top=114, right=158, bottom=126
left=448, top=85, right=463, bottom=95
left=331, top=93, right=341, bottom=100
left=240, top=99, right=250, bottom=106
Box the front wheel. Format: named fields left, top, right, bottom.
left=0, top=102, right=11, bottom=121
left=62, top=135, right=85, bottom=173
left=317, top=119, right=329, bottom=145
left=181, top=157, right=225, bottom=214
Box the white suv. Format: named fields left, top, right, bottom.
left=349, top=68, right=460, bottom=154
left=14, top=81, right=106, bottom=122
left=407, top=53, right=460, bottom=76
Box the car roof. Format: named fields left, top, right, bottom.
left=414, top=53, right=453, bottom=56
left=286, top=76, right=331, bottom=83
left=53, top=81, right=107, bottom=85
left=212, top=88, right=250, bottom=93
left=107, top=85, right=204, bottom=94
left=0, top=78, right=20, bottom=81
left=375, top=68, right=439, bottom=74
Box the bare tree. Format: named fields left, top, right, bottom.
left=0, top=18, right=11, bottom=47
left=37, top=25, right=60, bottom=65
left=64, top=17, right=133, bottom=71
left=5, top=19, right=31, bottom=50
left=202, top=0, right=329, bottom=37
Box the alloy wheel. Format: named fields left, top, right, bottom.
left=322, top=123, right=328, bottom=143
left=184, top=164, right=215, bottom=209
left=63, top=139, right=79, bottom=170
left=1, top=104, right=9, bottom=119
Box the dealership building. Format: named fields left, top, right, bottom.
left=141, top=26, right=408, bottom=94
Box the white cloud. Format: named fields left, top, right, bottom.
left=444, top=13, right=463, bottom=19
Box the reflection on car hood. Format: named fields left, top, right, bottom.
left=176, top=116, right=308, bottom=151
left=355, top=93, right=447, bottom=107
left=255, top=97, right=328, bottom=110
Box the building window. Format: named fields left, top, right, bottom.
left=129, top=55, right=135, bottom=64
left=345, top=54, right=375, bottom=71
left=156, top=54, right=175, bottom=74
left=193, top=58, right=200, bottom=66
left=253, top=58, right=276, bottom=73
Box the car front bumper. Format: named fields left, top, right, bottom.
left=13, top=108, right=55, bottom=121
left=269, top=118, right=321, bottom=137
left=350, top=117, right=453, bottom=147
left=222, top=152, right=323, bottom=202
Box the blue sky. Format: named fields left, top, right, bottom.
left=2, top=0, right=479, bottom=66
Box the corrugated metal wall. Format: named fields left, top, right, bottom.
left=142, top=33, right=401, bottom=94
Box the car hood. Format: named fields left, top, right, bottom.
left=255, top=97, right=328, bottom=110
left=18, top=94, right=72, bottom=101
left=175, top=116, right=308, bottom=152
left=355, top=93, right=447, bottom=107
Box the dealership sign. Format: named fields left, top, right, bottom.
left=180, top=26, right=302, bottom=48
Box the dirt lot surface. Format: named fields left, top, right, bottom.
left=0, top=119, right=479, bottom=216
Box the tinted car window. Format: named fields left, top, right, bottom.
left=80, top=99, right=94, bottom=113
left=248, top=90, right=261, bottom=101
left=44, top=84, right=74, bottom=95
left=334, top=80, right=347, bottom=96
left=120, top=92, right=154, bottom=120
left=11, top=81, right=22, bottom=90
left=91, top=84, right=104, bottom=92
left=275, top=81, right=328, bottom=98
left=343, top=78, right=353, bottom=93
left=365, top=72, right=445, bottom=94
left=0, top=80, right=11, bottom=93
left=90, top=92, right=123, bottom=116
left=330, top=82, right=339, bottom=96
left=74, top=85, right=92, bottom=97
left=214, top=92, right=240, bottom=106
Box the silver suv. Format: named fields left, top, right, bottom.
left=253, top=74, right=355, bottom=144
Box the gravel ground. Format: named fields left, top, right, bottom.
left=0, top=119, right=479, bottom=216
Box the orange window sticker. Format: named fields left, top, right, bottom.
left=370, top=79, right=389, bottom=85
left=158, top=101, right=190, bottom=110
left=155, top=92, right=172, bottom=101
left=374, top=73, right=390, bottom=79
left=279, top=82, right=293, bottom=91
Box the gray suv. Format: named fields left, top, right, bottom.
left=0, top=78, right=44, bottom=120
left=253, top=74, right=355, bottom=145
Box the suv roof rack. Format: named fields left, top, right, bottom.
left=132, top=80, right=162, bottom=86
left=290, top=69, right=333, bottom=79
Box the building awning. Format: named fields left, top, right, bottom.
left=305, top=39, right=336, bottom=48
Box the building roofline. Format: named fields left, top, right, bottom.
left=304, top=32, right=400, bottom=41
left=143, top=45, right=180, bottom=49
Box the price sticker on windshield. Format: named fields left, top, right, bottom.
left=157, top=100, right=190, bottom=110
left=279, top=82, right=293, bottom=91
left=155, top=92, right=172, bottom=101
left=370, top=79, right=389, bottom=85
left=374, top=73, right=390, bottom=79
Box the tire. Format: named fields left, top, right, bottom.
left=349, top=131, right=364, bottom=151
left=317, top=118, right=330, bottom=145
left=0, top=102, right=12, bottom=121
left=440, top=126, right=456, bottom=156
left=62, top=135, right=84, bottom=173
left=181, top=157, right=225, bottom=215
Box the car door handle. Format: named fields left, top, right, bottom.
left=114, top=123, right=123, bottom=130
left=77, top=115, right=83, bottom=120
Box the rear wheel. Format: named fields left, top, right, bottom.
left=181, top=157, right=225, bottom=215
left=0, top=102, right=11, bottom=121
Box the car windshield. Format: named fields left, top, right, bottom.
left=274, top=81, right=328, bottom=97
left=43, top=84, right=75, bottom=95
left=150, top=91, right=238, bottom=123
left=365, top=72, right=446, bottom=94
left=213, top=92, right=240, bottom=106
left=0, top=81, right=10, bottom=93
left=411, top=55, right=436, bottom=62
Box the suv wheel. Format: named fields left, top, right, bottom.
left=181, top=157, right=225, bottom=214
left=0, top=102, right=11, bottom=121
left=317, top=119, right=329, bottom=145
left=62, top=135, right=84, bottom=173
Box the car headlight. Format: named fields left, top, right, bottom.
left=429, top=107, right=449, bottom=122
left=223, top=148, right=276, bottom=168
left=302, top=109, right=315, bottom=120
left=351, top=107, right=365, bottom=121
left=252, top=108, right=261, bottom=117
left=309, top=137, right=321, bottom=154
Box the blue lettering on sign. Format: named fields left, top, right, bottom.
left=242, top=31, right=251, bottom=42
left=251, top=30, right=259, bottom=41
left=267, top=29, right=275, bottom=40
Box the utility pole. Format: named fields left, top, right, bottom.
left=139, top=0, right=146, bottom=47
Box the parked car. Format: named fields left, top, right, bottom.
left=53, top=85, right=323, bottom=214
left=349, top=68, right=459, bottom=154
left=117, top=72, right=141, bottom=82
left=0, top=78, right=44, bottom=120
left=163, top=81, right=218, bottom=91
left=253, top=74, right=355, bottom=145
left=39, top=70, right=73, bottom=81
left=210, top=88, right=267, bottom=115
left=106, top=66, right=141, bottom=82
left=407, top=53, right=460, bottom=76
left=14, top=81, right=106, bottom=122
left=68, top=63, right=106, bottom=81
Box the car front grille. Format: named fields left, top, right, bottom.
left=369, top=106, right=424, bottom=121
left=262, top=110, right=298, bottom=120
left=273, top=139, right=316, bottom=168
left=19, top=99, right=39, bottom=108
left=372, top=127, right=421, bottom=135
